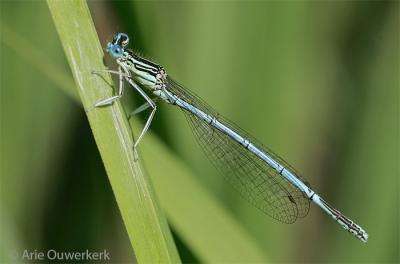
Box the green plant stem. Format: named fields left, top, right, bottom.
left=46, top=1, right=180, bottom=263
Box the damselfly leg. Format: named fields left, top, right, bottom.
left=128, top=98, right=158, bottom=118
left=93, top=65, right=157, bottom=150
left=125, top=77, right=157, bottom=149
left=93, top=66, right=126, bottom=107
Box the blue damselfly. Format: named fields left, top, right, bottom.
left=94, top=33, right=368, bottom=243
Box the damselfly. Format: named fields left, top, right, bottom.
left=94, top=32, right=368, bottom=243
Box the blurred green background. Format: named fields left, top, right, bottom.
left=1, top=0, right=398, bottom=263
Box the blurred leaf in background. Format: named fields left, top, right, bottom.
left=1, top=0, right=398, bottom=263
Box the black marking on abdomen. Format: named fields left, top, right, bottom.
left=243, top=139, right=250, bottom=149
left=288, top=195, right=296, bottom=204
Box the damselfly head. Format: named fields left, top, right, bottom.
left=106, top=32, right=130, bottom=59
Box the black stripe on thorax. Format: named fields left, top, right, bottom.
left=126, top=49, right=160, bottom=69
left=134, top=63, right=158, bottom=77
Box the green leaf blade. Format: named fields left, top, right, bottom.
left=46, top=1, right=180, bottom=263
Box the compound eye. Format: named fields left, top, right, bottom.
left=114, top=46, right=121, bottom=53
left=111, top=45, right=123, bottom=58
left=113, top=32, right=129, bottom=47
left=119, top=33, right=129, bottom=47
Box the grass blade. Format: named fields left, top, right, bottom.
left=46, top=1, right=180, bottom=263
